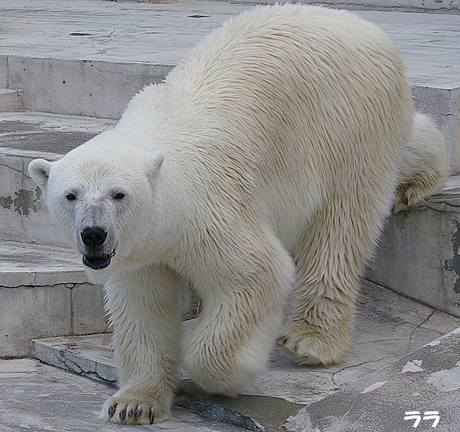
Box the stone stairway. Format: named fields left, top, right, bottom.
left=0, top=1, right=460, bottom=430
left=28, top=283, right=460, bottom=431
left=0, top=89, right=23, bottom=112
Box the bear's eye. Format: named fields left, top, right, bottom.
left=66, top=193, right=77, bottom=201
left=113, top=192, right=125, bottom=201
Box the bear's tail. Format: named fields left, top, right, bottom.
left=394, top=112, right=450, bottom=213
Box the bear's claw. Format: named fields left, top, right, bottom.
left=100, top=393, right=170, bottom=425
left=276, top=323, right=350, bottom=366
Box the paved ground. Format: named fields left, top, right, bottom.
left=0, top=112, right=115, bottom=154
left=1, top=1, right=460, bottom=431
left=0, top=0, right=459, bottom=89
left=0, top=358, right=242, bottom=432
left=12, top=280, right=460, bottom=431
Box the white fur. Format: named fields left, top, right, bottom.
left=394, top=112, right=450, bottom=213
left=28, top=4, right=448, bottom=424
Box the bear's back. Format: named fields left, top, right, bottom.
left=164, top=4, right=412, bottom=163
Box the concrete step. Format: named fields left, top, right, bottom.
left=0, top=241, right=108, bottom=358
left=365, top=175, right=460, bottom=319
left=0, top=89, right=23, bottom=112
left=305, top=0, right=460, bottom=12
left=0, top=241, right=200, bottom=358
left=0, top=358, right=242, bottom=432
left=286, top=326, right=460, bottom=431
left=0, top=110, right=458, bottom=318
left=30, top=281, right=460, bottom=431
left=0, top=112, right=115, bottom=247
left=0, top=2, right=458, bottom=172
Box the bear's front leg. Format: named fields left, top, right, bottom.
left=183, top=229, right=295, bottom=395
left=99, top=264, right=183, bottom=425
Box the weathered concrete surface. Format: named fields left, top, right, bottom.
left=0, top=0, right=252, bottom=118
left=0, top=241, right=109, bottom=358
left=0, top=0, right=458, bottom=87
left=0, top=241, right=201, bottom=357
left=8, top=57, right=173, bottom=120
left=0, top=1, right=251, bottom=64
left=0, top=358, right=242, bottom=432
left=0, top=113, right=115, bottom=246
left=412, top=86, right=460, bottom=175
left=285, top=327, right=460, bottom=432
left=366, top=176, right=460, bottom=319
left=0, top=89, right=23, bottom=112
left=31, top=281, right=460, bottom=431
left=0, top=112, right=115, bottom=153
left=305, top=0, right=460, bottom=12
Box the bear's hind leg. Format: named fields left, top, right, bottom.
left=277, top=199, right=384, bottom=366
left=183, top=229, right=295, bottom=395
left=100, top=264, right=182, bottom=425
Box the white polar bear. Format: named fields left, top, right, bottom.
left=29, top=4, right=448, bottom=425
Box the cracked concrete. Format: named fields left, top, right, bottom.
left=0, top=113, right=116, bottom=246
left=0, top=241, right=202, bottom=357
left=0, top=241, right=109, bottom=357
left=287, top=327, right=460, bottom=431
left=29, top=281, right=460, bottom=431
left=0, top=358, right=242, bottom=432
left=244, top=282, right=460, bottom=406
left=366, top=175, right=460, bottom=319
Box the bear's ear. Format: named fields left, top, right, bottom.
left=147, top=150, right=165, bottom=183
left=28, top=159, right=54, bottom=190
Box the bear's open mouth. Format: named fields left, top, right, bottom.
left=82, top=251, right=116, bottom=270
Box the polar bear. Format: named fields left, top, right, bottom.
left=29, top=4, right=448, bottom=425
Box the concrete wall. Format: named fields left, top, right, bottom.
left=0, top=148, right=66, bottom=247
left=366, top=178, right=460, bottom=318
left=413, top=86, right=460, bottom=175
left=298, top=0, right=460, bottom=11
left=0, top=272, right=108, bottom=358
left=3, top=56, right=173, bottom=120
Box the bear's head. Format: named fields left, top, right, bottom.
left=28, top=134, right=165, bottom=284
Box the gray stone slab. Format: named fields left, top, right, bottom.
left=31, top=281, right=460, bottom=430
left=0, top=1, right=458, bottom=87
left=0, top=58, right=7, bottom=88
left=0, top=1, right=457, bottom=88
left=0, top=89, right=23, bottom=112
left=0, top=358, right=242, bottom=432
left=0, top=241, right=109, bottom=357
left=0, top=113, right=116, bottom=245
left=307, top=0, right=460, bottom=12
left=8, top=57, right=173, bottom=119
left=246, top=281, right=460, bottom=406
left=0, top=112, right=115, bottom=154
left=285, top=327, right=460, bottom=432
left=366, top=176, right=460, bottom=319
left=0, top=241, right=200, bottom=356
left=412, top=86, right=460, bottom=173
left=0, top=241, right=87, bottom=285
left=0, top=1, right=252, bottom=65
left=355, top=10, right=460, bottom=89
left=32, top=335, right=117, bottom=387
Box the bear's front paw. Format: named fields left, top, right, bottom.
left=99, top=388, right=173, bottom=425
left=276, top=321, right=351, bottom=366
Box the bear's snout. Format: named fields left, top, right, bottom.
left=81, top=227, right=107, bottom=248
left=80, top=227, right=115, bottom=270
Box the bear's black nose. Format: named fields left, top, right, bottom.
left=81, top=227, right=107, bottom=248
